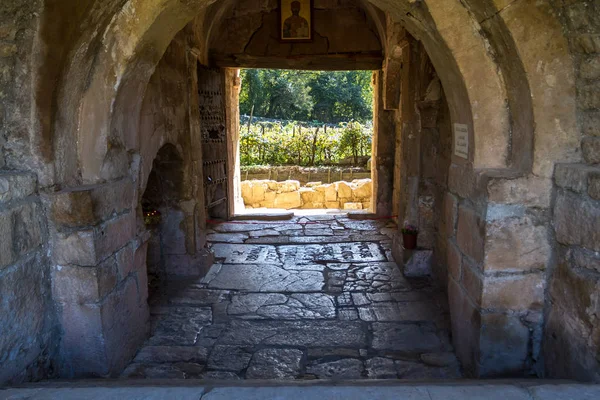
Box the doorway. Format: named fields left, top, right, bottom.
left=233, top=69, right=376, bottom=216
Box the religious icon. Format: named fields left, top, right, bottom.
left=280, top=0, right=312, bottom=41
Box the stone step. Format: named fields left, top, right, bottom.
left=1, top=380, right=597, bottom=400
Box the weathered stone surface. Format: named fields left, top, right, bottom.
left=149, top=307, right=212, bottom=346
left=208, top=264, right=324, bottom=292
left=420, top=352, right=458, bottom=367
left=589, top=172, right=600, bottom=200
left=11, top=203, right=43, bottom=258
left=365, top=357, right=397, bottom=379
left=444, top=193, right=458, bottom=238
left=246, top=348, right=304, bottom=379
left=478, top=313, right=530, bottom=376
left=554, top=191, right=600, bottom=251
left=487, top=176, right=551, bottom=208
left=229, top=293, right=335, bottom=319
left=49, top=179, right=134, bottom=227
left=273, top=191, right=302, bottom=209
left=372, top=323, right=443, bottom=353
left=482, top=273, right=545, bottom=311
left=0, top=254, right=51, bottom=385
left=207, top=345, right=252, bottom=372
left=403, top=250, right=433, bottom=277
left=582, top=137, right=600, bottom=164
left=484, top=216, right=550, bottom=273
left=554, top=163, right=599, bottom=193
left=134, top=346, right=209, bottom=364
left=52, top=263, right=118, bottom=304
left=456, top=206, right=485, bottom=263
left=53, top=213, right=136, bottom=266
left=0, top=172, right=36, bottom=204
left=306, top=358, right=364, bottom=379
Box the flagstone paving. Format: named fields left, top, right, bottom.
left=121, top=215, right=460, bottom=380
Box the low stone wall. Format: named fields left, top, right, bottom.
left=241, top=166, right=371, bottom=186
left=241, top=179, right=372, bottom=210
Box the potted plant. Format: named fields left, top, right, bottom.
left=401, top=222, right=418, bottom=250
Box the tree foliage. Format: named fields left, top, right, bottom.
left=240, top=119, right=372, bottom=167
left=239, top=69, right=373, bottom=124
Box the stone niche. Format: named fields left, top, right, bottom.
left=142, top=144, right=189, bottom=292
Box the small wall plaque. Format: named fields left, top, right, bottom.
left=279, top=0, right=313, bottom=42
left=454, top=123, right=469, bottom=159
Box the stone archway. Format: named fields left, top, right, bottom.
left=17, top=0, right=586, bottom=381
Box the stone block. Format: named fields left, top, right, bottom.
left=574, top=34, right=600, bottom=54
left=555, top=191, right=600, bottom=251
left=581, top=84, right=600, bottom=110
left=336, top=181, right=353, bottom=199
left=0, top=172, right=36, bottom=204
left=554, top=163, right=599, bottom=193
left=444, top=192, right=458, bottom=238
left=0, top=254, right=49, bottom=385
left=273, top=191, right=302, bottom=209
left=582, top=137, right=600, bottom=164
left=582, top=111, right=600, bottom=137
left=484, top=216, right=550, bottom=273
left=482, top=273, right=545, bottom=311
left=589, top=172, right=600, bottom=200
left=351, top=179, right=372, bottom=199
left=299, top=188, right=324, bottom=204
left=403, top=250, right=433, bottom=277
left=478, top=313, right=530, bottom=377
left=11, top=203, right=43, bottom=258
left=326, top=201, right=340, bottom=209
left=447, top=278, right=480, bottom=375
left=58, top=276, right=148, bottom=377
left=52, top=261, right=118, bottom=304
left=324, top=184, right=337, bottom=202
left=306, top=182, right=321, bottom=187
left=461, top=258, right=483, bottom=306
left=580, top=55, right=600, bottom=80
left=53, top=213, right=136, bottom=266
left=0, top=210, right=14, bottom=269
left=277, top=180, right=300, bottom=193
left=49, top=178, right=134, bottom=228
left=487, top=176, right=551, bottom=208
left=343, top=202, right=363, bottom=210
left=456, top=206, right=485, bottom=263
left=447, top=240, right=462, bottom=281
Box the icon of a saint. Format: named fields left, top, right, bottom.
left=283, top=1, right=309, bottom=38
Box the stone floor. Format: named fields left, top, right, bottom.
left=121, top=214, right=460, bottom=380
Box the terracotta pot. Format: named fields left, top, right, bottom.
left=402, top=233, right=418, bottom=250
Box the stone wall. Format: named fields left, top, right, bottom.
left=242, top=166, right=371, bottom=186
left=0, top=172, right=58, bottom=384
left=543, top=0, right=600, bottom=380
left=241, top=179, right=372, bottom=210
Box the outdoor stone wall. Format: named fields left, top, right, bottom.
left=242, top=166, right=371, bottom=186
left=543, top=0, right=600, bottom=380
left=241, top=179, right=372, bottom=211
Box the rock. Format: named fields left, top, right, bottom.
left=299, top=188, right=325, bottom=204
left=207, top=345, right=253, bottom=372
left=134, top=346, right=209, bottom=364
left=343, top=202, right=363, bottom=210
left=336, top=182, right=353, bottom=199
left=371, top=323, right=443, bottom=353
left=274, top=191, right=302, bottom=209
left=403, top=250, right=433, bottom=277
left=277, top=180, right=300, bottom=193
left=246, top=348, right=304, bottom=379
left=306, top=358, right=364, bottom=379
left=365, top=357, right=397, bottom=379
left=352, top=179, right=372, bottom=199
left=306, top=182, right=322, bottom=187
left=324, top=184, right=337, bottom=202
